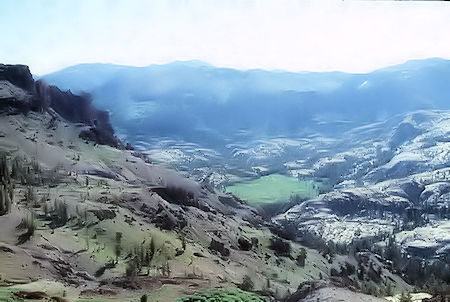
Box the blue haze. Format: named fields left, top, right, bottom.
left=41, top=58, right=450, bottom=146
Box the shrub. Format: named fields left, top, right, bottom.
left=17, top=213, right=35, bottom=244
left=50, top=200, right=68, bottom=228
left=238, top=237, right=253, bottom=251
left=115, top=232, right=122, bottom=262
left=238, top=275, right=254, bottom=292
left=361, top=282, right=378, bottom=296
left=125, top=258, right=138, bottom=277
left=181, top=235, right=186, bottom=251
left=269, top=237, right=291, bottom=257
left=25, top=187, right=35, bottom=205
left=344, top=262, right=356, bottom=275
left=0, top=154, right=10, bottom=185
left=0, top=184, right=11, bottom=216
left=357, top=264, right=365, bottom=280
left=176, top=288, right=267, bottom=302
left=330, top=268, right=340, bottom=277
left=147, top=238, right=155, bottom=265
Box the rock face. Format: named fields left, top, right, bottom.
left=274, top=110, right=450, bottom=262
left=389, top=122, right=422, bottom=149
left=0, top=64, right=120, bottom=147
left=0, top=64, right=35, bottom=92
left=399, top=180, right=424, bottom=204
left=0, top=81, right=32, bottom=112
left=209, top=238, right=230, bottom=257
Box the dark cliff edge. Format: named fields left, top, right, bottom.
left=0, top=64, right=121, bottom=148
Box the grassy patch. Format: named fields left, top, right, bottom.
left=0, top=288, right=21, bottom=302
left=75, top=299, right=110, bottom=302
left=226, top=174, right=319, bottom=205
left=176, top=288, right=268, bottom=302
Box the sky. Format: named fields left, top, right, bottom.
left=1, top=0, right=450, bottom=75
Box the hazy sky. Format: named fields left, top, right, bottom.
left=1, top=0, right=450, bottom=75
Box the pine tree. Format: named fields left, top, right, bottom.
left=0, top=185, right=5, bottom=215
left=297, top=248, right=307, bottom=267
left=0, top=154, right=9, bottom=185
left=115, top=232, right=122, bottom=263
left=149, top=238, right=155, bottom=261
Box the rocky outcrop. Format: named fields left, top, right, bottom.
left=0, top=64, right=121, bottom=148
left=209, top=239, right=230, bottom=257
left=0, top=81, right=32, bottom=113
left=420, top=182, right=450, bottom=207
left=237, top=237, right=253, bottom=251
left=399, top=180, right=425, bottom=204
left=89, top=209, right=117, bottom=221
left=0, top=64, right=35, bottom=92
left=285, top=280, right=325, bottom=302
left=389, top=122, right=422, bottom=149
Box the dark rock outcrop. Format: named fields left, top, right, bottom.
left=151, top=186, right=211, bottom=212
left=238, top=237, right=253, bottom=251
left=0, top=64, right=121, bottom=148
left=13, top=291, right=49, bottom=300
left=209, top=238, right=230, bottom=257
left=285, top=280, right=324, bottom=302
left=89, top=209, right=117, bottom=221
left=143, top=204, right=187, bottom=230
left=0, top=64, right=35, bottom=92
left=389, top=122, right=422, bottom=149
left=399, top=180, right=425, bottom=204
left=218, top=194, right=244, bottom=209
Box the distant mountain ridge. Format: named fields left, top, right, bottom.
left=41, top=58, right=450, bottom=145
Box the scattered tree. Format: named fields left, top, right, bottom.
left=115, top=232, right=122, bottom=263
left=296, top=248, right=307, bottom=267
left=269, top=237, right=291, bottom=257
left=17, top=213, right=36, bottom=244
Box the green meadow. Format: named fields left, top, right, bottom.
left=226, top=174, right=319, bottom=205
left=177, top=288, right=268, bottom=302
